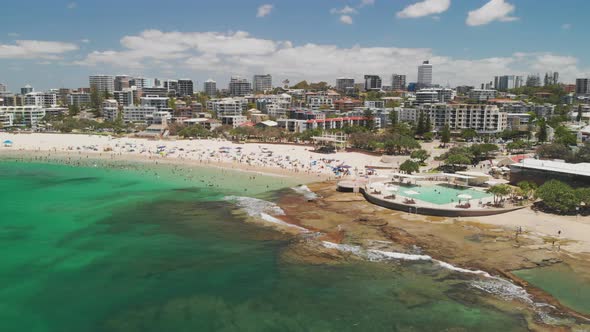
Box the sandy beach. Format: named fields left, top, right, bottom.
left=0, top=133, right=386, bottom=181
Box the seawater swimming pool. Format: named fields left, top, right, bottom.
left=398, top=184, right=491, bottom=205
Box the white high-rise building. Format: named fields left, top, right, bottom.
left=89, top=75, right=115, bottom=94
left=253, top=74, right=272, bottom=92
left=204, top=79, right=217, bottom=97
left=0, top=83, right=6, bottom=93
left=417, top=61, right=433, bottom=87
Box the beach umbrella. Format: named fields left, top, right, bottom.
left=404, top=190, right=420, bottom=195
left=3, top=140, right=13, bottom=144
left=457, top=194, right=472, bottom=200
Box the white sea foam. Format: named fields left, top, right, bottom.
left=367, top=249, right=432, bottom=262
left=260, top=212, right=310, bottom=232
left=321, top=241, right=534, bottom=305
left=224, top=196, right=309, bottom=233
left=291, top=185, right=320, bottom=200
left=224, top=196, right=286, bottom=216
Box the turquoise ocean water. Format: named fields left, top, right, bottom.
left=0, top=159, right=535, bottom=331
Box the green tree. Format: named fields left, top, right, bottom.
left=424, top=113, right=431, bottom=134
left=536, top=143, right=573, bottom=161
left=68, top=104, right=80, bottom=117
left=444, top=153, right=471, bottom=171
left=577, top=104, right=583, bottom=122
left=536, top=180, right=579, bottom=213
left=399, top=159, right=420, bottom=174
left=487, top=184, right=512, bottom=205
left=517, top=181, right=538, bottom=199
left=506, top=140, right=527, bottom=154
left=178, top=124, right=211, bottom=138
left=470, top=143, right=498, bottom=162
left=554, top=126, right=577, bottom=146
left=441, top=124, right=451, bottom=147
left=168, top=98, right=177, bottom=110
left=461, top=128, right=477, bottom=141
left=388, top=110, right=398, bottom=129
left=410, top=149, right=430, bottom=164
left=423, top=132, right=434, bottom=141
left=416, top=111, right=425, bottom=136
left=363, top=109, right=375, bottom=131
left=537, top=118, right=548, bottom=143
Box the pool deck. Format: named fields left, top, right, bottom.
left=338, top=180, right=528, bottom=217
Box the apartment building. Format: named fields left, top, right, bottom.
left=67, top=92, right=91, bottom=107
left=140, top=95, right=169, bottom=110
left=24, top=92, right=57, bottom=108
left=177, top=79, right=194, bottom=97
left=89, top=75, right=115, bottom=94
left=0, top=105, right=46, bottom=127
left=391, top=74, right=407, bottom=91
left=123, top=106, right=158, bottom=123
left=419, top=104, right=507, bottom=134
left=253, top=74, right=272, bottom=92
left=206, top=98, right=247, bottom=117
left=228, top=77, right=252, bottom=97
left=204, top=79, right=217, bottom=97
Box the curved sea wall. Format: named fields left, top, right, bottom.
left=360, top=187, right=526, bottom=217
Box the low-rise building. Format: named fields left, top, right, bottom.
left=468, top=89, right=497, bottom=102
left=334, top=98, right=362, bottom=112
left=220, top=115, right=247, bottom=128
left=123, top=106, right=158, bottom=123
left=0, top=105, right=46, bottom=128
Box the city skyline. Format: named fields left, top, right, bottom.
left=1, top=0, right=589, bottom=90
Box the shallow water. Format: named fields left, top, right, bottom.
left=0, top=160, right=533, bottom=331
left=514, top=263, right=590, bottom=315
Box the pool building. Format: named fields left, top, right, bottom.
left=509, top=158, right=590, bottom=188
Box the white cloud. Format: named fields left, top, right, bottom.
left=81, top=39, right=90, bottom=43
left=74, top=29, right=587, bottom=85
left=0, top=40, right=78, bottom=59
left=67, top=2, right=77, bottom=9
left=561, top=23, right=572, bottom=30
left=7, top=32, right=20, bottom=37
left=359, top=0, right=375, bottom=7
left=340, top=15, right=354, bottom=24
left=397, top=0, right=451, bottom=19
left=256, top=4, right=273, bottom=18
left=331, top=6, right=358, bottom=15
left=466, top=0, right=518, bottom=26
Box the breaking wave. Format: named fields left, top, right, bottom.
left=321, top=241, right=533, bottom=304
left=224, top=196, right=309, bottom=233
left=291, top=185, right=320, bottom=200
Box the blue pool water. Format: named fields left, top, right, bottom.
left=399, top=184, right=491, bottom=205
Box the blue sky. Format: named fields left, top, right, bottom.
left=0, top=0, right=588, bottom=91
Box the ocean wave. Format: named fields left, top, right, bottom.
left=291, top=185, right=320, bottom=200
left=224, top=196, right=309, bottom=233
left=321, top=241, right=533, bottom=305
left=224, top=196, right=286, bottom=216
left=260, top=213, right=310, bottom=232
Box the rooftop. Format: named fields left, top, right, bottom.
left=511, top=158, right=590, bottom=177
